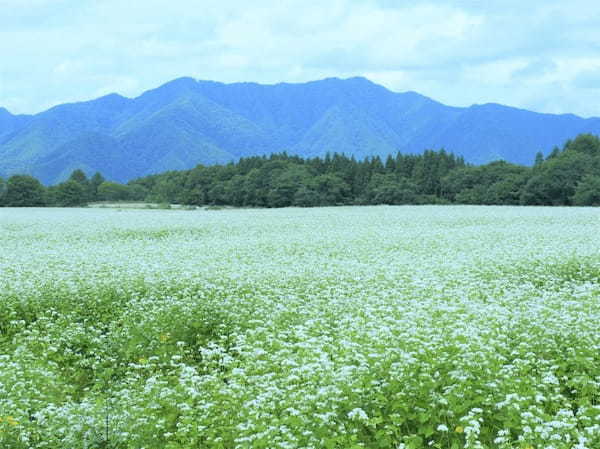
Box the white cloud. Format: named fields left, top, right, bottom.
left=1, top=0, right=600, bottom=116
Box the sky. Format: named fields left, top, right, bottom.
left=1, top=0, right=600, bottom=116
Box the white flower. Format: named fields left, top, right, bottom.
left=347, top=408, right=369, bottom=422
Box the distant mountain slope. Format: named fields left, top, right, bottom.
left=1, top=76, right=599, bottom=184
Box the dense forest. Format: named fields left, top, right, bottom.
left=1, top=133, right=599, bottom=207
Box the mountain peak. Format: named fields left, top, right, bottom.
left=93, top=93, right=129, bottom=106
left=138, top=77, right=200, bottom=103
left=344, top=76, right=375, bottom=83
left=157, top=77, right=198, bottom=90
left=2, top=75, right=599, bottom=184
left=97, top=92, right=126, bottom=100
left=312, top=76, right=376, bottom=87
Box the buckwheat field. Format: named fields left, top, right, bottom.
left=1, top=206, right=599, bottom=449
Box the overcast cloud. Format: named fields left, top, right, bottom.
left=1, top=0, right=600, bottom=116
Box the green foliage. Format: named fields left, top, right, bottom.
left=97, top=182, right=132, bottom=202
left=572, top=175, right=600, bottom=206
left=564, top=133, right=600, bottom=156
left=293, top=185, right=322, bottom=207
left=442, top=161, right=529, bottom=205
left=52, top=180, right=88, bottom=207
left=362, top=174, right=418, bottom=205
left=4, top=175, right=46, bottom=206
left=126, top=184, right=149, bottom=202
left=521, top=150, right=598, bottom=205
left=69, top=169, right=89, bottom=185
left=533, top=151, right=544, bottom=167
left=131, top=150, right=466, bottom=208
left=2, top=133, right=600, bottom=209
left=90, top=172, right=106, bottom=200
left=0, top=176, right=6, bottom=205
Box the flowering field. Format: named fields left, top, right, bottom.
left=1, top=206, right=599, bottom=449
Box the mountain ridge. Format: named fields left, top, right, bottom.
left=1, top=76, right=599, bottom=184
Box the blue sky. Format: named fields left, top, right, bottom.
left=1, top=0, right=600, bottom=116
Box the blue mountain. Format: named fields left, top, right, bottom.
left=1, top=76, right=599, bottom=184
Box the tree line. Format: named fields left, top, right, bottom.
left=1, top=133, right=600, bottom=207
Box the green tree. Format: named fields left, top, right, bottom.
left=519, top=175, right=552, bottom=205
left=412, top=150, right=444, bottom=195
left=127, top=184, right=149, bottom=202
left=146, top=172, right=186, bottom=204
left=521, top=151, right=595, bottom=205
left=572, top=175, right=600, bottom=206
left=455, top=184, right=488, bottom=204
left=293, top=186, right=322, bottom=207
left=54, top=180, right=87, bottom=207
left=564, top=133, right=600, bottom=156
left=89, top=172, right=106, bottom=201
left=484, top=174, right=527, bottom=205
left=363, top=174, right=417, bottom=205
left=547, top=146, right=561, bottom=159
left=178, top=166, right=213, bottom=205
left=243, top=168, right=269, bottom=207
left=533, top=151, right=544, bottom=168
left=312, top=173, right=350, bottom=205
left=4, top=175, right=46, bottom=206
left=69, top=169, right=89, bottom=184
left=0, top=177, right=6, bottom=205
left=118, top=137, right=598, bottom=209
left=443, top=162, right=528, bottom=205
left=97, top=181, right=131, bottom=202
left=207, top=182, right=228, bottom=205
left=267, top=165, right=313, bottom=208
left=222, top=175, right=247, bottom=207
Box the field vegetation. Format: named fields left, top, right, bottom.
left=1, top=206, right=599, bottom=448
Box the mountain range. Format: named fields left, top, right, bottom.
left=2, top=76, right=600, bottom=184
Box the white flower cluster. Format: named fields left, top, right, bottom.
left=0, top=205, right=599, bottom=448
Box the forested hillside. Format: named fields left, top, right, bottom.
left=3, top=77, right=600, bottom=185
left=2, top=134, right=599, bottom=207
